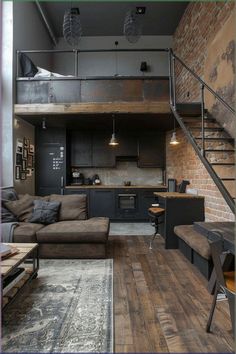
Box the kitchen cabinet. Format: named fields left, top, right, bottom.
left=92, top=133, right=116, bottom=167
left=115, top=134, right=137, bottom=157
left=138, top=133, right=165, bottom=168
left=36, top=128, right=67, bottom=196
left=155, top=192, right=205, bottom=249
left=90, top=189, right=115, bottom=218
left=70, top=131, right=92, bottom=167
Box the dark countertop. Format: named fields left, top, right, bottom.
left=65, top=184, right=167, bottom=189
left=154, top=192, right=204, bottom=198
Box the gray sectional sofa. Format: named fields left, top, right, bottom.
left=2, top=188, right=110, bottom=258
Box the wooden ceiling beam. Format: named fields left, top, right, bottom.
left=14, top=102, right=170, bottom=116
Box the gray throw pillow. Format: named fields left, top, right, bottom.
left=1, top=206, right=18, bottom=223
left=2, top=188, right=19, bottom=203
left=29, top=200, right=61, bottom=225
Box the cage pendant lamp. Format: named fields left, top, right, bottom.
left=123, top=10, right=142, bottom=44
left=109, top=118, right=119, bottom=146
left=63, top=8, right=82, bottom=47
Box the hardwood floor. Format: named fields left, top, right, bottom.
left=107, top=236, right=234, bottom=353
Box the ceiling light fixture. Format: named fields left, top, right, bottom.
left=109, top=116, right=119, bottom=146
left=123, top=9, right=143, bottom=44
left=170, top=118, right=179, bottom=145
left=63, top=8, right=82, bottom=47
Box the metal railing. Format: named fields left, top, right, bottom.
left=168, top=48, right=235, bottom=213
left=16, top=48, right=169, bottom=78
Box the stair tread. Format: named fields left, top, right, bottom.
left=221, top=178, right=235, bottom=181
left=211, top=163, right=235, bottom=165
left=189, top=127, right=224, bottom=131
left=205, top=149, right=235, bottom=152
left=195, top=137, right=234, bottom=141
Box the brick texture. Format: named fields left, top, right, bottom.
left=173, top=1, right=235, bottom=102
left=167, top=2, right=235, bottom=221
left=166, top=129, right=234, bottom=222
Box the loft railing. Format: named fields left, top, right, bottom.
left=16, top=48, right=169, bottom=78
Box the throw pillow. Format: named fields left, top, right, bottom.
left=1, top=206, right=18, bottom=223
left=50, top=194, right=87, bottom=221
left=2, top=188, right=19, bottom=203
left=28, top=200, right=61, bottom=224
left=4, top=194, right=35, bottom=222
left=19, top=53, right=38, bottom=77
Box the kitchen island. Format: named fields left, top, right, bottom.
left=154, top=192, right=205, bottom=249
left=64, top=185, right=167, bottom=220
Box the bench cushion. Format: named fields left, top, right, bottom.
left=36, top=217, right=110, bottom=243
left=174, top=225, right=211, bottom=260
left=13, top=222, right=45, bottom=243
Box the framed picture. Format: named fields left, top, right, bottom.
left=16, top=139, right=23, bottom=154
left=20, top=171, right=26, bottom=180
left=27, top=154, right=33, bottom=168
left=29, top=144, right=34, bottom=154
left=16, top=153, right=22, bottom=165
left=23, top=148, right=28, bottom=160
left=15, top=165, right=21, bottom=180
left=24, top=138, right=30, bottom=148
left=22, top=159, right=27, bottom=171
left=27, top=169, right=32, bottom=177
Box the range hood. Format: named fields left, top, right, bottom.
left=116, top=156, right=138, bottom=162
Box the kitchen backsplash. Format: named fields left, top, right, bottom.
left=76, top=161, right=163, bottom=185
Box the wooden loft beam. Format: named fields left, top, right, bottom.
left=14, top=102, right=170, bottom=115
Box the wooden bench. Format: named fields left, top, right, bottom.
left=174, top=225, right=213, bottom=279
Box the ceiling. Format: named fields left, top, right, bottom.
left=41, top=2, right=188, bottom=37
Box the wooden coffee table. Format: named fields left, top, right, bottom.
left=1, top=243, right=39, bottom=311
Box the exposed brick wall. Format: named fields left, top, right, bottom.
left=173, top=1, right=235, bottom=103
left=167, top=2, right=235, bottom=221
left=166, top=129, right=234, bottom=222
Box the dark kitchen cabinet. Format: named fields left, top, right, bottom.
left=70, top=131, right=92, bottom=166
left=155, top=192, right=205, bottom=249
left=92, top=133, right=116, bottom=167
left=115, top=134, right=137, bottom=157
left=138, top=133, right=165, bottom=168
left=36, top=128, right=67, bottom=196
left=90, top=189, right=115, bottom=218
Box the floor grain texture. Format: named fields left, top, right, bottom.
left=107, top=235, right=234, bottom=353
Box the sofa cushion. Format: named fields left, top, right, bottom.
left=174, top=225, right=211, bottom=260
left=4, top=194, right=35, bottom=222
left=1, top=188, right=18, bottom=202
left=36, top=217, right=109, bottom=243
left=1, top=206, right=18, bottom=223
left=49, top=194, right=87, bottom=221
left=29, top=200, right=61, bottom=224
left=13, top=222, right=45, bottom=243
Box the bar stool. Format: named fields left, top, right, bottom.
left=148, top=206, right=165, bottom=249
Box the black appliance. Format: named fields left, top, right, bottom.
left=178, top=180, right=190, bottom=193
left=117, top=193, right=138, bottom=218
left=72, top=172, right=84, bottom=185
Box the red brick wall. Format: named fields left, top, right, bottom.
left=166, top=2, right=235, bottom=221
left=166, top=129, right=234, bottom=221
left=173, top=1, right=235, bottom=102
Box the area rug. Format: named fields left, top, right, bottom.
left=2, top=259, right=113, bottom=353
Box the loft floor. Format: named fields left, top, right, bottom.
left=108, top=236, right=234, bottom=353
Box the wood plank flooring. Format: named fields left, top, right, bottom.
left=107, top=236, right=234, bottom=353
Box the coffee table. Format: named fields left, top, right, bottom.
left=1, top=243, right=39, bottom=311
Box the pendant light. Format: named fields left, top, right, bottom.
left=170, top=118, right=179, bottom=145
left=123, top=9, right=142, bottom=44
left=63, top=8, right=82, bottom=47
left=109, top=116, right=119, bottom=146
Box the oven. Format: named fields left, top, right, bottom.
left=116, top=192, right=139, bottom=218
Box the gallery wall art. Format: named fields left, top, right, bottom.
left=15, top=137, right=35, bottom=180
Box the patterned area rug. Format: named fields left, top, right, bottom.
left=2, top=259, right=113, bottom=353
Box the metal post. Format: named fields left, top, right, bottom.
left=168, top=50, right=173, bottom=106
left=74, top=50, right=78, bottom=76
left=16, top=51, right=19, bottom=78
left=201, top=84, right=205, bottom=156
left=172, top=56, right=176, bottom=110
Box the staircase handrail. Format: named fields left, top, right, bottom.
left=170, top=49, right=235, bottom=115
